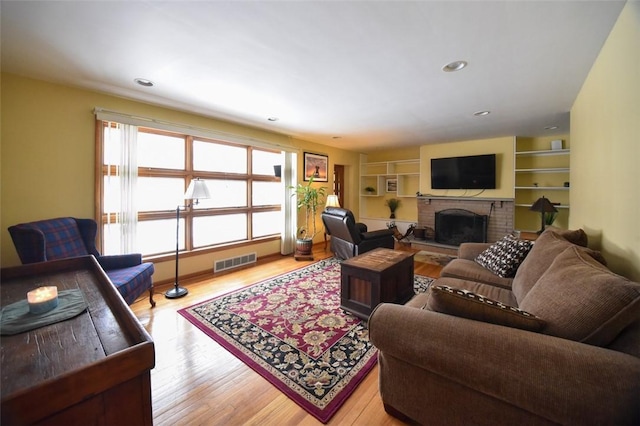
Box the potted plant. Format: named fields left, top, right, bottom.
left=364, top=186, right=376, bottom=194
left=544, top=211, right=558, bottom=226
left=385, top=198, right=401, bottom=219
left=291, top=176, right=327, bottom=255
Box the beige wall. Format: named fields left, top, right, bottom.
left=570, top=1, right=640, bottom=281
left=419, top=136, right=515, bottom=199
left=1, top=73, right=361, bottom=282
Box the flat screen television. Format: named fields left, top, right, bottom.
left=431, top=154, right=496, bottom=189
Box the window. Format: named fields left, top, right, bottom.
left=97, top=122, right=282, bottom=257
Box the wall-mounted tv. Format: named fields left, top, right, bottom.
left=431, top=154, right=496, bottom=189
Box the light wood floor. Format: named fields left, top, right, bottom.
left=131, top=243, right=442, bottom=425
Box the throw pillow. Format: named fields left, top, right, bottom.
left=475, top=234, right=534, bottom=278
left=519, top=246, right=640, bottom=346
left=427, top=285, right=545, bottom=332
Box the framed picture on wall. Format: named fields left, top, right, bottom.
left=386, top=178, right=397, bottom=192
left=303, top=152, right=329, bottom=182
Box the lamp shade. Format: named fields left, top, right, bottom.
left=184, top=178, right=210, bottom=201
left=529, top=196, right=557, bottom=213
left=325, top=194, right=340, bottom=208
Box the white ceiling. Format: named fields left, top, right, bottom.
left=1, top=1, right=625, bottom=152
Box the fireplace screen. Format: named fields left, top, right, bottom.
left=435, top=209, right=488, bottom=246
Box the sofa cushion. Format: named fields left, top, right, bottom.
left=519, top=246, right=640, bottom=346
left=544, top=226, right=589, bottom=247
left=432, top=277, right=517, bottom=306
left=512, top=229, right=605, bottom=304
left=426, top=285, right=545, bottom=332
left=440, top=259, right=514, bottom=290
left=475, top=234, right=533, bottom=278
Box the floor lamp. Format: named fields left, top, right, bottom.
left=165, top=178, right=211, bottom=299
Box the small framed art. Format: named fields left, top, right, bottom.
left=303, top=152, right=329, bottom=182
left=386, top=179, right=397, bottom=192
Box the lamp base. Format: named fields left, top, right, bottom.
left=165, top=285, right=189, bottom=299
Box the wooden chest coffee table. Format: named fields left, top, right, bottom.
left=340, top=248, right=415, bottom=320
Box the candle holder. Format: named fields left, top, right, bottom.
left=27, top=286, right=59, bottom=314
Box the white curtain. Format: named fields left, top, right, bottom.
left=119, top=124, right=138, bottom=253
left=104, top=121, right=138, bottom=254
left=281, top=152, right=297, bottom=255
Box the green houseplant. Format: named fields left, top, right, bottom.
left=291, top=176, right=327, bottom=255
left=385, top=198, right=401, bottom=219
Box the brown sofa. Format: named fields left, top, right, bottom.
left=369, top=227, right=640, bottom=425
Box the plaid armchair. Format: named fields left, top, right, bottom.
left=8, top=217, right=155, bottom=307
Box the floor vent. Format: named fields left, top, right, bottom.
left=214, top=252, right=257, bottom=273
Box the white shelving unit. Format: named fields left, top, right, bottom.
left=359, top=155, right=420, bottom=229
left=514, top=139, right=570, bottom=230
left=360, top=158, right=420, bottom=198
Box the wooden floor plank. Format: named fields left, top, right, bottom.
left=131, top=243, right=442, bottom=425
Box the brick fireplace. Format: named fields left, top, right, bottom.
left=414, top=197, right=514, bottom=252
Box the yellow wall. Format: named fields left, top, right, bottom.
left=1, top=73, right=361, bottom=282
left=419, top=136, right=515, bottom=199
left=570, top=1, right=640, bottom=281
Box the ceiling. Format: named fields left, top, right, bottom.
left=1, top=1, right=625, bottom=152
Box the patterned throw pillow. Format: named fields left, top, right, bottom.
left=427, top=285, right=545, bottom=332
left=475, top=234, right=534, bottom=278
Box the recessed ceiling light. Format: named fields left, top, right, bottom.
left=442, top=60, right=468, bottom=72
left=134, top=78, right=154, bottom=87
left=473, top=110, right=490, bottom=116
left=267, top=117, right=279, bottom=122
left=544, top=125, right=559, bottom=130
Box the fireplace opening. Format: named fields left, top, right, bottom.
left=435, top=209, right=488, bottom=246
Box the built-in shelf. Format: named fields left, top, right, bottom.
left=516, top=203, right=570, bottom=209
left=359, top=155, right=420, bottom=223
left=515, top=168, right=570, bottom=173
left=516, top=149, right=570, bottom=157
left=514, top=137, right=571, bottom=231
left=515, top=186, right=570, bottom=190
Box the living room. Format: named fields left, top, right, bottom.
left=1, top=1, right=639, bottom=424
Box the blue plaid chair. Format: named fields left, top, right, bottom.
left=8, top=217, right=155, bottom=307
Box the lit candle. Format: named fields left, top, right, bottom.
left=27, top=286, right=59, bottom=314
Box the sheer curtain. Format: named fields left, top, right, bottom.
left=104, top=121, right=138, bottom=254
left=281, top=152, right=297, bottom=255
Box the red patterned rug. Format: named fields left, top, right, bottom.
left=178, top=257, right=433, bottom=423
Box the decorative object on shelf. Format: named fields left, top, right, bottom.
left=551, top=139, right=563, bottom=150
left=564, top=182, right=570, bottom=187
left=303, top=152, right=328, bottom=182
left=530, top=196, right=558, bottom=234
left=167, top=178, right=210, bottom=299
left=364, top=186, right=376, bottom=194
left=385, top=198, right=401, bottom=219
left=291, top=176, right=327, bottom=258
left=386, top=178, right=397, bottom=192
left=273, top=165, right=281, bottom=178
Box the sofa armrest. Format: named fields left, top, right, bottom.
left=97, top=253, right=142, bottom=270
left=369, top=303, right=640, bottom=425
left=457, top=242, right=492, bottom=260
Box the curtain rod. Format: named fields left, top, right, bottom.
left=93, top=107, right=299, bottom=153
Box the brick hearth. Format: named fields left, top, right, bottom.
left=414, top=197, right=514, bottom=252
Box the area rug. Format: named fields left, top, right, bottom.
left=178, top=257, right=433, bottom=423
left=414, top=250, right=457, bottom=266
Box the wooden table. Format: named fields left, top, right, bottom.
left=340, top=248, right=415, bottom=320
left=1, top=256, right=155, bottom=425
